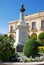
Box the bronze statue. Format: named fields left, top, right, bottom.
left=20, top=4, right=25, bottom=12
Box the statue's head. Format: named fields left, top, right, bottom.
left=20, top=4, right=25, bottom=12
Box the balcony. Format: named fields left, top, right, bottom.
left=40, top=28, right=44, bottom=31
left=9, top=30, right=16, bottom=33
left=31, top=28, right=37, bottom=32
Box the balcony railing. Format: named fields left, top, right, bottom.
left=31, top=28, right=37, bottom=32
left=9, top=30, right=16, bottom=33
left=40, top=28, right=44, bottom=31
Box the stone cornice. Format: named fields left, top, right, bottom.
left=24, top=12, right=44, bottom=21
left=8, top=20, right=19, bottom=25
left=8, top=12, right=44, bottom=24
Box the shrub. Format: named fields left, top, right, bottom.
left=38, top=32, right=44, bottom=40
left=37, top=39, right=44, bottom=46
left=0, top=42, right=15, bottom=62
left=38, top=46, right=44, bottom=53
left=23, top=37, right=38, bottom=58
left=31, top=33, right=37, bottom=39
left=0, top=34, right=15, bottom=62
left=28, top=34, right=30, bottom=39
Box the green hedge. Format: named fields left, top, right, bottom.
left=38, top=32, right=44, bottom=40
left=23, top=37, right=38, bottom=58
left=37, top=39, right=44, bottom=46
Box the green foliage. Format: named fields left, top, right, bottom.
left=31, top=33, right=37, bottom=39
left=23, top=37, right=38, bottom=58
left=0, top=34, right=15, bottom=62
left=38, top=32, right=44, bottom=40
left=37, top=39, right=44, bottom=46
left=38, top=46, right=44, bottom=53
left=37, top=32, right=44, bottom=46
left=28, top=34, right=30, bottom=39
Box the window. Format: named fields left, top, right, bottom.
left=10, top=26, right=13, bottom=32
left=41, top=20, right=44, bottom=29
left=32, top=22, right=36, bottom=30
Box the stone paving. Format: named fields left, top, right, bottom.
left=0, top=62, right=44, bottom=65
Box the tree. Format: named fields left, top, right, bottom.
left=0, top=34, right=15, bottom=62
left=23, top=37, right=38, bottom=58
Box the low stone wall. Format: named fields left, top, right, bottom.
left=0, top=62, right=44, bottom=65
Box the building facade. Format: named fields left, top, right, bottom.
left=8, top=12, right=44, bottom=40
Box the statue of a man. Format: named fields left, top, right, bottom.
left=20, top=4, right=25, bottom=12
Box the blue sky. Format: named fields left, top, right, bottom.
left=0, top=0, right=44, bottom=34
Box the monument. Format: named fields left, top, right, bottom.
left=14, top=4, right=28, bottom=52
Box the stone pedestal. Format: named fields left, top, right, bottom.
left=14, top=4, right=29, bottom=52
left=16, top=45, right=24, bottom=52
